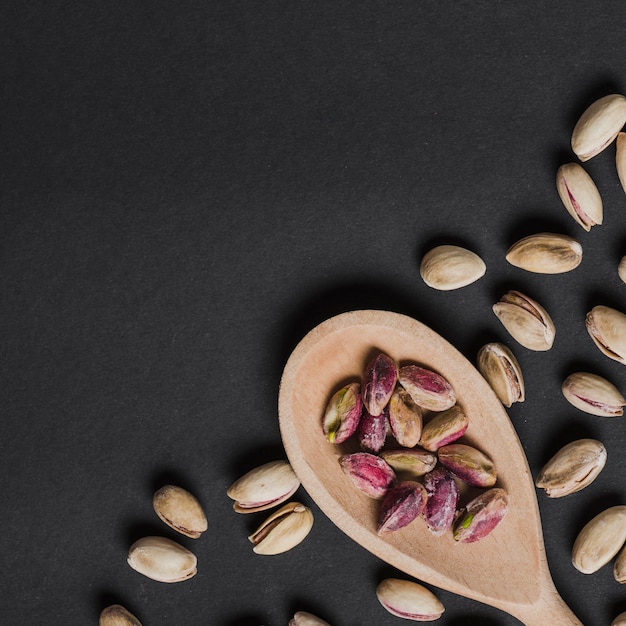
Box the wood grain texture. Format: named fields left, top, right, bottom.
left=278, top=310, right=583, bottom=625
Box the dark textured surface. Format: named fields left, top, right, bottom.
left=2, top=2, right=626, bottom=624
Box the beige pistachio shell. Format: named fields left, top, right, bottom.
left=289, top=612, right=331, bottom=626
left=535, top=439, right=607, bottom=498
left=586, top=305, right=626, bottom=365
left=572, top=506, right=626, bottom=574
left=227, top=460, right=300, bottom=514
left=617, top=132, right=626, bottom=194
left=562, top=372, right=626, bottom=416
left=612, top=612, right=626, bottom=626
left=492, top=290, right=555, bottom=351
left=420, top=245, right=486, bottom=291
left=571, top=94, right=626, bottom=161
left=152, top=485, right=207, bottom=539
left=248, top=502, right=313, bottom=555
left=556, top=163, right=603, bottom=231
left=127, top=536, right=197, bottom=583
left=618, top=255, right=626, bottom=284
left=99, top=605, right=142, bottom=626
left=615, top=545, right=626, bottom=583
left=376, top=578, right=445, bottom=621
left=477, top=342, right=525, bottom=407
left=505, top=232, right=582, bottom=274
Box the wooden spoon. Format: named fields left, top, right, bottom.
left=278, top=310, right=582, bottom=625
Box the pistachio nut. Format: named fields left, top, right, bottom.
left=556, top=162, right=603, bottom=231
left=612, top=612, right=626, bottom=626
left=477, top=342, right=525, bottom=407
left=572, top=506, right=626, bottom=574
left=387, top=388, right=423, bottom=448
left=227, top=460, right=300, bottom=514
left=586, top=305, right=626, bottom=365
left=289, top=612, right=331, bottom=626
left=492, top=290, right=555, bottom=351
left=379, top=448, right=437, bottom=478
left=505, top=232, right=582, bottom=274
left=99, top=605, right=142, bottom=626
left=339, top=452, right=396, bottom=499
left=571, top=94, right=626, bottom=161
left=419, top=244, right=486, bottom=291
left=617, top=132, right=626, bottom=194
left=398, top=364, right=456, bottom=412
left=358, top=406, right=388, bottom=454
left=535, top=439, right=607, bottom=498
left=376, top=578, right=445, bottom=621
left=561, top=372, right=626, bottom=417
left=618, top=254, right=626, bottom=284
left=437, top=443, right=497, bottom=488
left=614, top=545, right=626, bottom=583
left=152, top=485, right=207, bottom=539
left=127, top=536, right=197, bottom=583
left=248, top=501, right=314, bottom=555
left=453, top=487, right=509, bottom=543
left=377, top=481, right=428, bottom=534
left=423, top=467, right=460, bottom=536
left=322, top=381, right=362, bottom=444
left=362, top=352, right=398, bottom=417
left=419, top=405, right=468, bottom=452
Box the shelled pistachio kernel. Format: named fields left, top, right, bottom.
left=453, top=488, right=509, bottom=543
left=477, top=342, right=524, bottom=407
left=398, top=364, right=456, bottom=412
left=505, top=232, right=582, bottom=274
left=572, top=506, right=626, bottom=574
left=339, top=452, right=396, bottom=498
left=420, top=244, right=486, bottom=290
left=322, top=381, right=362, bottom=444
left=535, top=439, right=606, bottom=498
left=377, top=481, right=427, bottom=534
left=586, top=305, right=626, bottom=365
left=419, top=405, right=468, bottom=452
left=376, top=578, right=445, bottom=621
left=437, top=443, right=497, bottom=488
left=152, top=485, right=207, bottom=539
left=227, top=460, right=300, bottom=514
left=387, top=388, right=423, bottom=448
left=248, top=502, right=313, bottom=555
left=99, top=605, right=142, bottom=626
left=556, top=163, right=603, bottom=232
left=571, top=93, right=626, bottom=161
left=127, top=536, right=197, bottom=583
left=562, top=372, right=626, bottom=416
left=362, top=351, right=398, bottom=417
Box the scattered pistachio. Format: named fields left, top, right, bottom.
left=127, top=536, right=197, bottom=583
left=561, top=372, right=626, bottom=416
left=419, top=405, right=469, bottom=452
left=614, top=545, right=626, bottom=584
left=492, top=290, right=555, bottom=351
left=289, top=612, right=331, bottom=626
left=586, top=305, right=626, bottom=365
left=379, top=448, right=437, bottom=478
left=571, top=93, right=626, bottom=161
left=322, top=382, right=362, bottom=444
left=556, top=162, right=603, bottom=231
left=387, top=388, right=423, bottom=448
left=612, top=612, right=626, bottom=626
left=419, top=244, right=486, bottom=291
left=248, top=502, right=314, bottom=555
left=572, top=506, right=626, bottom=574
left=376, top=578, right=445, bottom=621
left=535, top=439, right=607, bottom=498
left=377, top=481, right=428, bottom=534
left=152, top=485, right=207, bottom=539
left=398, top=364, right=456, bottom=412
left=358, top=406, right=388, bottom=454
left=617, top=131, right=626, bottom=194
left=339, top=452, right=396, bottom=499
left=99, top=605, right=142, bottom=626
left=423, top=467, right=460, bottom=536
left=362, top=352, right=398, bottom=417
left=505, top=232, right=582, bottom=274
left=227, top=460, right=300, bottom=514
left=453, top=487, right=509, bottom=543
left=618, top=254, right=626, bottom=284
left=477, top=342, right=525, bottom=407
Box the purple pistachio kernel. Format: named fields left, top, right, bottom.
left=387, top=388, right=423, bottom=448
left=398, top=364, right=456, bottom=412
left=339, top=452, right=396, bottom=499
left=454, top=487, right=509, bottom=543
left=423, top=467, right=460, bottom=536
left=362, top=352, right=398, bottom=416
left=322, top=382, right=363, bottom=444
left=377, top=481, right=427, bottom=534
left=358, top=405, right=388, bottom=453
left=437, top=443, right=497, bottom=487
left=419, top=405, right=468, bottom=452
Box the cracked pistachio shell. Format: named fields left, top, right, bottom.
left=477, top=342, right=525, bottom=407
left=100, top=605, right=142, bottom=626
left=586, top=305, right=626, bottom=365
left=127, top=536, right=197, bottom=583
left=152, top=485, right=207, bottom=539
left=419, top=405, right=468, bottom=452
left=453, top=487, right=509, bottom=543
left=562, top=372, right=626, bottom=416
left=571, top=94, right=626, bottom=161
left=437, top=443, right=497, bottom=488
left=322, top=381, right=362, bottom=444
left=556, top=163, right=603, bottom=231
left=398, top=364, right=456, bottom=412
left=248, top=502, right=313, bottom=555
left=572, top=506, right=626, bottom=574
left=388, top=388, right=423, bottom=448
left=227, top=460, right=300, bottom=514
left=618, top=254, right=626, bottom=284
left=376, top=578, right=445, bottom=621
left=289, top=612, right=331, bottom=626
left=379, top=448, right=437, bottom=477
left=535, top=439, right=607, bottom=498
left=505, top=232, right=582, bottom=274
left=617, top=132, right=626, bottom=194
left=613, top=612, right=626, bottom=626
left=420, top=244, right=486, bottom=291
left=614, top=545, right=626, bottom=584
left=492, top=290, right=555, bottom=351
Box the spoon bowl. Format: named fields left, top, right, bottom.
left=278, top=310, right=582, bottom=625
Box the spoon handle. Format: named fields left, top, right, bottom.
left=508, top=588, right=583, bottom=626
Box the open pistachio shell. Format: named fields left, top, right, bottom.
left=153, top=485, right=208, bottom=539
left=477, top=342, right=525, bottom=407
left=556, top=163, right=603, bottom=231
left=562, top=372, right=626, bottom=416
left=586, top=305, right=626, bottom=365
left=248, top=502, right=313, bottom=555
left=505, top=232, right=582, bottom=274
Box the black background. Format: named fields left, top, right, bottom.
left=3, top=2, right=626, bottom=624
